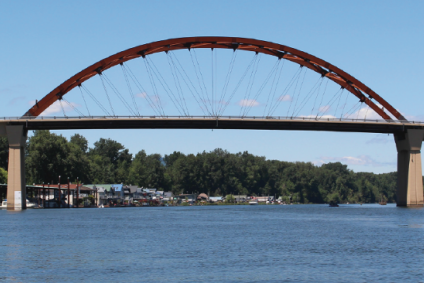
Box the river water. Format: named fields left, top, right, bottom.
left=0, top=204, right=423, bottom=282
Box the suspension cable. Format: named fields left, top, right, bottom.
left=59, top=99, right=67, bottom=117
left=217, top=50, right=237, bottom=116
left=316, top=87, right=343, bottom=119
left=290, top=67, right=307, bottom=117
left=190, top=50, right=212, bottom=115
left=145, top=57, right=185, bottom=116
left=339, top=89, right=350, bottom=119
left=268, top=66, right=302, bottom=116
left=168, top=52, right=209, bottom=116
left=120, top=64, right=140, bottom=116
left=80, top=84, right=112, bottom=116
left=62, top=98, right=85, bottom=117
left=220, top=53, right=258, bottom=116
left=293, top=76, right=322, bottom=117
left=102, top=72, right=138, bottom=116
left=99, top=74, right=116, bottom=116
left=315, top=78, right=329, bottom=117
left=240, top=53, right=261, bottom=117
left=124, top=62, right=163, bottom=116
left=142, top=58, right=166, bottom=116
left=244, top=58, right=280, bottom=117
left=78, top=85, right=91, bottom=116
left=333, top=88, right=345, bottom=118
left=263, top=59, right=284, bottom=116
left=282, top=67, right=303, bottom=117
left=166, top=53, right=190, bottom=115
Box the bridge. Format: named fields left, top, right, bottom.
left=1, top=36, right=423, bottom=209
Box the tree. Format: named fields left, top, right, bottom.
left=70, top=134, right=88, bottom=153
left=88, top=138, right=132, bottom=183
left=0, top=167, right=7, bottom=183
left=26, top=130, right=71, bottom=184
left=0, top=137, right=8, bottom=170
left=128, top=151, right=165, bottom=189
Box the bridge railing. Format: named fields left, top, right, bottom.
left=2, top=115, right=424, bottom=125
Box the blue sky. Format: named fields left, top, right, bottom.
left=1, top=0, right=423, bottom=173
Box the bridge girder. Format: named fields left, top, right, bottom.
left=1, top=117, right=423, bottom=134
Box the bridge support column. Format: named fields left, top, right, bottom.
left=394, top=129, right=424, bottom=207
left=6, top=125, right=27, bottom=211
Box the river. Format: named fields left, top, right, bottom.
left=0, top=204, right=423, bottom=282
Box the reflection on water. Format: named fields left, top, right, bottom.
left=0, top=204, right=423, bottom=282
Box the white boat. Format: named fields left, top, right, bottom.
left=0, top=199, right=38, bottom=208
left=26, top=200, right=37, bottom=208
left=249, top=200, right=258, bottom=205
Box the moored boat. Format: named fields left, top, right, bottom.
left=1, top=199, right=38, bottom=208
left=329, top=201, right=339, bottom=207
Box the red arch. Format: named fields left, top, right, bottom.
left=24, top=37, right=406, bottom=121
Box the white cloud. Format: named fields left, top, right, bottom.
left=237, top=99, right=260, bottom=107
left=29, top=100, right=81, bottom=116
left=343, top=102, right=408, bottom=121
left=318, top=105, right=330, bottom=113
left=278, top=95, right=292, bottom=102
left=345, top=105, right=381, bottom=120
left=136, top=92, right=147, bottom=98
left=151, top=95, right=161, bottom=103
left=313, top=155, right=395, bottom=167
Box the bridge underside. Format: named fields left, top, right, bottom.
left=3, top=117, right=424, bottom=134
left=1, top=118, right=423, bottom=209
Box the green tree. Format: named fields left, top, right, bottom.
left=0, top=167, right=7, bottom=183
left=128, top=150, right=165, bottom=189
left=88, top=138, right=132, bottom=183
left=0, top=137, right=8, bottom=170
left=26, top=130, right=70, bottom=184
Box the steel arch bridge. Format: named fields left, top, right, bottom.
left=25, top=36, right=405, bottom=121
left=1, top=36, right=423, bottom=209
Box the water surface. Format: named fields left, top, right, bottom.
left=1, top=204, right=423, bottom=282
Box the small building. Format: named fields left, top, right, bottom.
left=233, top=195, right=247, bottom=202
left=163, top=191, right=174, bottom=201
left=255, top=196, right=274, bottom=202
left=197, top=193, right=209, bottom=201
left=178, top=193, right=198, bottom=203
left=209, top=196, right=224, bottom=203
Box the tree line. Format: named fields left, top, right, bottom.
left=0, top=130, right=398, bottom=203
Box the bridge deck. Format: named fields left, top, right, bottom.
left=1, top=117, right=423, bottom=134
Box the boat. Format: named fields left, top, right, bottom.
left=26, top=200, right=37, bottom=208
left=329, top=201, right=339, bottom=207
left=1, top=199, right=37, bottom=208
left=249, top=200, right=258, bottom=205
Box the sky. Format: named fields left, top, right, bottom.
left=1, top=0, right=423, bottom=174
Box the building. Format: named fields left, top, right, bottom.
left=209, top=196, right=224, bottom=203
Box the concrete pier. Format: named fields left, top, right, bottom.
left=5, top=125, right=27, bottom=210
left=394, top=129, right=424, bottom=207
